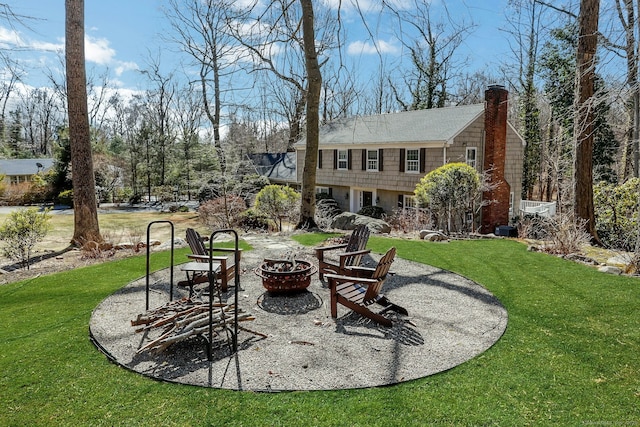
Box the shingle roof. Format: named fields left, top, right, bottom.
left=298, top=104, right=484, bottom=147
left=0, top=158, right=54, bottom=176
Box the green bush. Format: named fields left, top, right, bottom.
left=0, top=207, right=52, bottom=269
left=58, top=189, right=73, bottom=207
left=238, top=208, right=270, bottom=231
left=254, top=184, right=300, bottom=231
left=414, top=162, right=481, bottom=234
left=594, top=178, right=640, bottom=251
left=357, top=205, right=386, bottom=219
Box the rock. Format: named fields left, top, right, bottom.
left=157, top=237, right=188, bottom=251
left=115, top=242, right=134, bottom=250
left=606, top=254, right=633, bottom=267
left=330, top=212, right=391, bottom=234
left=425, top=233, right=448, bottom=242
left=598, top=265, right=622, bottom=275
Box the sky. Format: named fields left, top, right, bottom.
left=1, top=0, right=513, bottom=97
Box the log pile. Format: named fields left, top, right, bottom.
left=131, top=297, right=255, bottom=354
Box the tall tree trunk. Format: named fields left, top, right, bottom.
left=297, top=0, right=321, bottom=229
left=65, top=0, right=102, bottom=245
left=573, top=0, right=600, bottom=241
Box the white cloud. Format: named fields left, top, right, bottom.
left=0, top=26, right=22, bottom=46
left=348, top=39, right=399, bottom=56
left=114, top=61, right=138, bottom=76
left=84, top=35, right=116, bottom=65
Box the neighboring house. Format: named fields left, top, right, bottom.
left=0, top=158, right=54, bottom=186
left=249, top=152, right=299, bottom=189
left=295, top=85, right=524, bottom=233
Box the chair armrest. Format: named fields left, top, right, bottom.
left=340, top=265, right=375, bottom=278
left=324, top=273, right=378, bottom=285
left=315, top=243, right=348, bottom=256
left=338, top=249, right=370, bottom=267
left=187, top=254, right=233, bottom=262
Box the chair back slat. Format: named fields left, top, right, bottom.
left=186, top=228, right=207, bottom=257
left=342, top=225, right=370, bottom=267
left=363, top=247, right=396, bottom=302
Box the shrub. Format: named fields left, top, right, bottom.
left=385, top=208, right=433, bottom=233
left=0, top=207, right=52, bottom=269
left=198, top=195, right=247, bottom=229
left=238, top=208, right=270, bottom=231
left=58, top=189, right=73, bottom=207
left=414, top=163, right=482, bottom=234
left=357, top=205, right=385, bottom=219
left=254, top=185, right=300, bottom=231
left=594, top=179, right=639, bottom=251
left=314, top=198, right=342, bottom=230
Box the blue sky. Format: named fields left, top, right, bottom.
left=1, top=0, right=512, bottom=94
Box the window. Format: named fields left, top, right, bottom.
left=509, top=192, right=514, bottom=215
left=406, top=149, right=419, bottom=173
left=316, top=187, right=330, bottom=195
left=337, top=150, right=348, bottom=170
left=466, top=147, right=477, bottom=168
left=403, top=195, right=416, bottom=210
left=366, top=149, right=378, bottom=171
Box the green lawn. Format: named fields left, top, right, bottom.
left=1, top=236, right=638, bottom=426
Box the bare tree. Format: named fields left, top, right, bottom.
left=386, top=0, right=474, bottom=110
left=298, top=0, right=321, bottom=228
left=65, top=0, right=102, bottom=245
left=573, top=0, right=600, bottom=240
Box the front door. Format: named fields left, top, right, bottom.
left=362, top=191, right=373, bottom=208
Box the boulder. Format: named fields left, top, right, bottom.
left=598, top=265, right=622, bottom=275
left=424, top=233, right=448, bottom=242
left=157, top=237, right=188, bottom=251
left=331, top=212, right=391, bottom=234
left=419, top=229, right=448, bottom=241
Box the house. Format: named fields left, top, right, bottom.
left=295, top=85, right=524, bottom=233
left=248, top=152, right=299, bottom=189
left=0, top=158, right=54, bottom=186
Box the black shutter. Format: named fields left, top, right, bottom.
left=399, top=149, right=405, bottom=172
left=333, top=149, right=337, bottom=169
left=329, top=187, right=333, bottom=197
left=378, top=149, right=384, bottom=171
left=347, top=149, right=352, bottom=170
left=318, top=150, right=323, bottom=169
left=398, top=194, right=404, bottom=208
left=362, top=149, right=366, bottom=170
left=420, top=148, right=427, bottom=173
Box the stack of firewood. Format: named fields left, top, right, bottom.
left=131, top=297, right=255, bottom=354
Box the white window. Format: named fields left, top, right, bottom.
left=403, top=195, right=416, bottom=210
left=337, top=150, right=348, bottom=170
left=406, top=149, right=419, bottom=173
left=466, top=147, right=477, bottom=168
left=367, top=150, right=378, bottom=171
left=509, top=192, right=514, bottom=215
left=316, top=187, right=330, bottom=195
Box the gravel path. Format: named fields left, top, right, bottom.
left=89, top=234, right=508, bottom=392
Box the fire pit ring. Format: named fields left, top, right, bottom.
left=254, top=259, right=317, bottom=293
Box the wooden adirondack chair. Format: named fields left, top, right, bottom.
left=326, top=247, right=408, bottom=327
left=315, top=224, right=371, bottom=281
left=182, top=228, right=241, bottom=292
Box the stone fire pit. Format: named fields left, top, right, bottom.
left=254, top=258, right=317, bottom=293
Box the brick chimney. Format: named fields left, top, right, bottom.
left=480, top=85, right=511, bottom=234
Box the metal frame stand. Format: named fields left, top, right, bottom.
left=145, top=220, right=175, bottom=311
left=207, top=229, right=240, bottom=360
